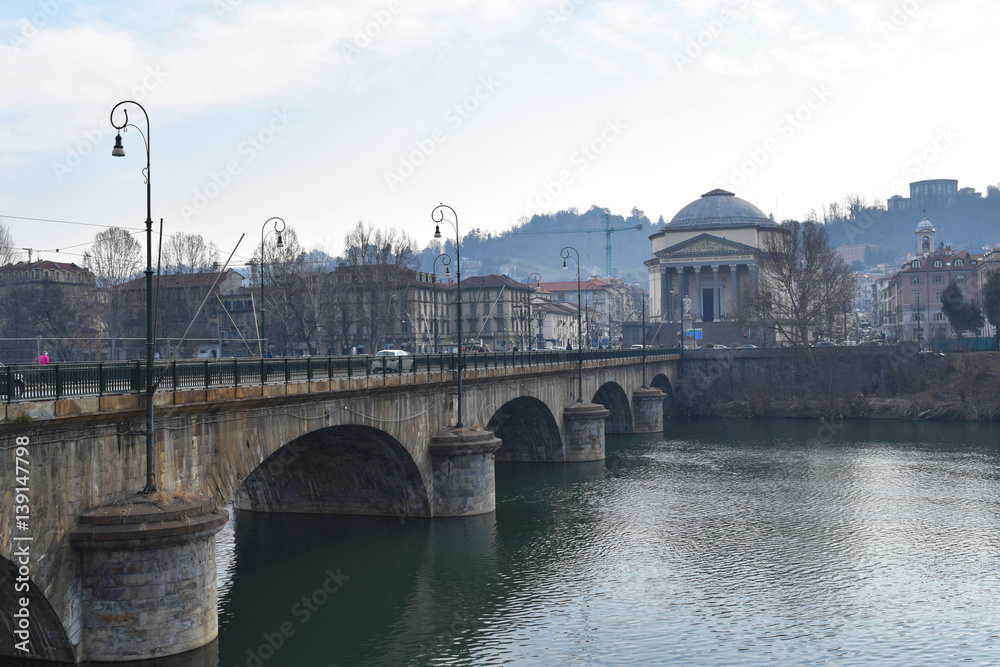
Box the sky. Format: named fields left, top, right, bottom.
left=1, top=0, right=997, bottom=273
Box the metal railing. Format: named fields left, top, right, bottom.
left=0, top=348, right=677, bottom=403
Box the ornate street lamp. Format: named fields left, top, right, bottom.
left=105, top=102, right=182, bottom=489
left=561, top=246, right=583, bottom=402
left=433, top=204, right=465, bottom=427
left=641, top=294, right=647, bottom=387
left=259, top=217, right=285, bottom=357
left=110, top=100, right=160, bottom=494
left=527, top=272, right=541, bottom=350
left=432, top=252, right=451, bottom=353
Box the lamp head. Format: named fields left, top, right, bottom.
left=112, top=133, right=125, bottom=157
left=562, top=259, right=568, bottom=270
left=276, top=234, right=284, bottom=248
left=434, top=225, right=441, bottom=239
left=445, top=267, right=451, bottom=278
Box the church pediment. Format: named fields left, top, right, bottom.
left=654, top=233, right=757, bottom=259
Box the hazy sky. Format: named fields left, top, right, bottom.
left=1, top=0, right=996, bottom=271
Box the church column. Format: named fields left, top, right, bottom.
left=712, top=265, right=720, bottom=322
left=730, top=264, right=739, bottom=317
left=660, top=266, right=669, bottom=321
left=694, top=267, right=702, bottom=321
left=679, top=267, right=688, bottom=321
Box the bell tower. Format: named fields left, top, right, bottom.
left=915, top=211, right=935, bottom=256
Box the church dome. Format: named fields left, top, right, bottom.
left=665, top=189, right=777, bottom=230
left=915, top=213, right=934, bottom=232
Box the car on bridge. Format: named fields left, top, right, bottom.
left=370, top=349, right=410, bottom=372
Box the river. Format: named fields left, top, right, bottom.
left=64, top=419, right=1000, bottom=665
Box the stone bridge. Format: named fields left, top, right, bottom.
left=0, top=352, right=678, bottom=663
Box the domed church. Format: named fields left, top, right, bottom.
left=646, top=189, right=786, bottom=327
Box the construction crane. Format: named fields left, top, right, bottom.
left=510, top=208, right=642, bottom=278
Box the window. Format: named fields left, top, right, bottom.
left=911, top=275, right=922, bottom=284
left=957, top=274, right=965, bottom=282
left=933, top=275, right=944, bottom=283
left=955, top=259, right=964, bottom=266
left=933, top=260, right=942, bottom=267
left=933, top=312, right=945, bottom=321
left=936, top=290, right=943, bottom=302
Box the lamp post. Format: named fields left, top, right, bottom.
left=527, top=272, right=541, bottom=350
left=432, top=253, right=451, bottom=353
left=259, top=217, right=285, bottom=357
left=641, top=293, right=647, bottom=387
left=110, top=100, right=157, bottom=494
left=561, top=246, right=583, bottom=402
left=433, top=204, right=465, bottom=427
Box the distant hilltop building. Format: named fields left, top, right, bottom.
left=834, top=243, right=879, bottom=265
left=887, top=179, right=982, bottom=211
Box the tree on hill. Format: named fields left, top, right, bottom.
left=980, top=269, right=1000, bottom=349
left=940, top=280, right=984, bottom=338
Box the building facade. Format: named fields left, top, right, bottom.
left=646, top=189, right=785, bottom=325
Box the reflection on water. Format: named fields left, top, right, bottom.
left=41, top=420, right=1000, bottom=665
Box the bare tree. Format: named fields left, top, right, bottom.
left=0, top=222, right=17, bottom=265
left=84, top=227, right=143, bottom=341
left=161, top=232, right=220, bottom=273
left=746, top=220, right=856, bottom=346
left=84, top=227, right=142, bottom=288
left=341, top=221, right=419, bottom=351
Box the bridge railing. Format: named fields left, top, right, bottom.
left=0, top=348, right=675, bottom=403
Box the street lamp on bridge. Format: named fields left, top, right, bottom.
left=527, top=272, right=541, bottom=350
left=433, top=204, right=465, bottom=427
left=110, top=100, right=158, bottom=494
left=432, top=252, right=451, bottom=353
left=561, top=246, right=583, bottom=402
left=259, top=217, right=285, bottom=357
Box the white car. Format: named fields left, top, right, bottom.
left=370, top=349, right=410, bottom=372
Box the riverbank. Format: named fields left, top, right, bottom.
left=671, top=348, right=1000, bottom=422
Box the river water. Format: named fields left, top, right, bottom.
left=51, top=419, right=1000, bottom=666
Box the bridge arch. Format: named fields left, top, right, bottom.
left=0, top=557, right=74, bottom=663
left=234, top=424, right=431, bottom=517
left=593, top=382, right=632, bottom=433
left=488, top=396, right=562, bottom=462
left=650, top=374, right=674, bottom=417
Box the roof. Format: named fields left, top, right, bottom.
left=538, top=279, right=614, bottom=292
left=454, top=274, right=533, bottom=291
left=915, top=214, right=935, bottom=232
left=120, top=269, right=243, bottom=290
left=0, top=260, right=90, bottom=273
left=655, top=189, right=777, bottom=233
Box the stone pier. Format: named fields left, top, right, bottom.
left=430, top=428, right=502, bottom=516
left=632, top=387, right=667, bottom=433
left=70, top=495, right=227, bottom=662
left=562, top=402, right=610, bottom=461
